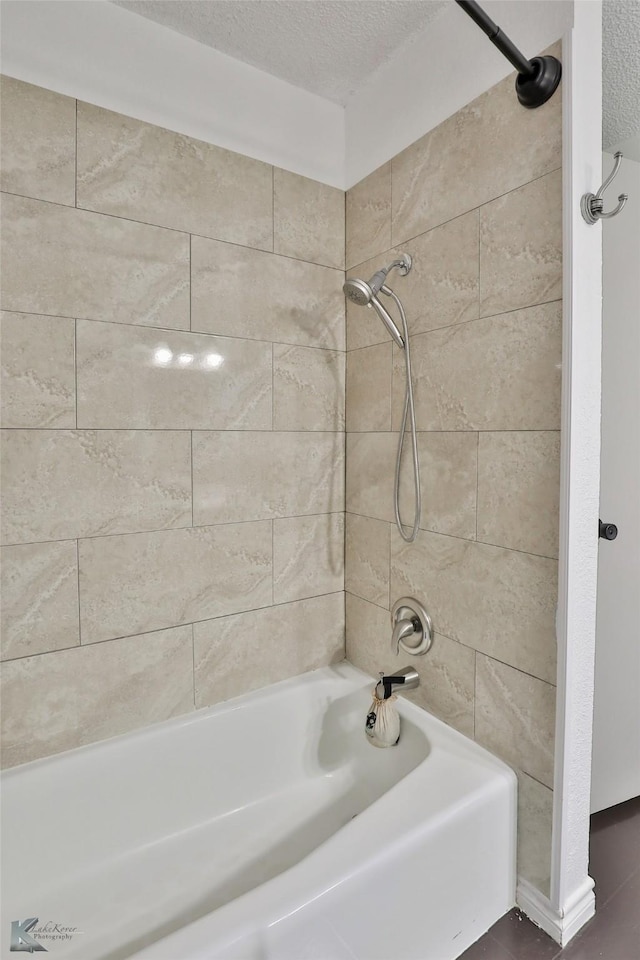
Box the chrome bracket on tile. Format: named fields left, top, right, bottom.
left=391, top=597, right=433, bottom=656
left=581, top=152, right=628, bottom=224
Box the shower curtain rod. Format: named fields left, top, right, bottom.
left=455, top=0, right=562, bottom=108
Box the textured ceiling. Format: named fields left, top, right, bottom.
left=603, top=0, right=640, bottom=151
left=115, top=1, right=640, bottom=147
left=114, top=0, right=448, bottom=106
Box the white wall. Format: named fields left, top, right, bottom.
left=591, top=153, right=640, bottom=813
left=0, top=0, right=346, bottom=188
left=1, top=0, right=573, bottom=190
left=345, top=0, right=574, bottom=186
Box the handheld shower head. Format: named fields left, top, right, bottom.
left=343, top=254, right=412, bottom=349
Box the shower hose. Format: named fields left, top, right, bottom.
left=382, top=286, right=421, bottom=543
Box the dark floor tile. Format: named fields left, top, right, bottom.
left=558, top=870, right=640, bottom=960
left=459, top=932, right=516, bottom=959
left=591, top=795, right=640, bottom=832
left=589, top=797, right=640, bottom=907
left=489, top=909, right=561, bottom=960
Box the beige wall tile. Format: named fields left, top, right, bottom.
left=79, top=521, right=272, bottom=643
left=1, top=430, right=191, bottom=544
left=274, top=345, right=345, bottom=431
left=194, top=592, right=344, bottom=707
left=1, top=541, right=79, bottom=661
left=273, top=513, right=344, bottom=603
left=346, top=432, right=396, bottom=522
left=478, top=432, right=561, bottom=558
left=346, top=163, right=391, bottom=269
left=391, top=531, right=557, bottom=684
left=1, top=194, right=190, bottom=329
left=1, top=77, right=76, bottom=206
left=77, top=103, right=272, bottom=250
left=346, top=342, right=392, bottom=432
left=399, top=433, right=478, bottom=540
left=475, top=654, right=556, bottom=788
left=193, top=431, right=344, bottom=525
left=273, top=168, right=345, bottom=269
left=0, top=626, right=194, bottom=767
left=516, top=770, right=553, bottom=897
left=400, top=211, right=480, bottom=335
left=406, top=633, right=475, bottom=739
left=347, top=432, right=477, bottom=538
left=76, top=320, right=272, bottom=430
left=191, top=236, right=345, bottom=350
left=345, top=513, right=390, bottom=609
left=480, top=170, right=562, bottom=317
left=345, top=592, right=390, bottom=678
left=393, top=302, right=562, bottom=431
left=1, top=311, right=75, bottom=427
left=392, top=43, right=562, bottom=244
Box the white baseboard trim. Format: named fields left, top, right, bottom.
left=516, top=876, right=595, bottom=946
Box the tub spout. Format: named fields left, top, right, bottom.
left=375, top=667, right=420, bottom=700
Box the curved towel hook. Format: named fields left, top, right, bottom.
left=581, top=152, right=629, bottom=224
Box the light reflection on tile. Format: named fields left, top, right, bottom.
left=76, top=320, right=272, bottom=430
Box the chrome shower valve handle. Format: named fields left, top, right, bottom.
left=391, top=597, right=433, bottom=656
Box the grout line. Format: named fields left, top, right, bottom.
left=75, top=539, right=82, bottom=644
left=391, top=165, right=562, bottom=250
left=345, top=297, right=562, bottom=351
left=0, top=425, right=561, bottom=437
left=271, top=165, right=275, bottom=253
left=472, top=650, right=477, bottom=740
left=191, top=623, right=196, bottom=708
left=0, top=190, right=345, bottom=275
left=475, top=431, right=480, bottom=541
left=189, top=431, right=194, bottom=526
left=271, top=343, right=275, bottom=429
left=477, top=201, right=481, bottom=319
left=188, top=234, right=192, bottom=331
left=2, top=511, right=347, bottom=549
left=0, top=591, right=345, bottom=664
left=343, top=510, right=560, bottom=562
left=74, top=100, right=78, bottom=208
left=3, top=309, right=346, bottom=353
left=73, top=319, right=78, bottom=429
left=271, top=519, right=275, bottom=605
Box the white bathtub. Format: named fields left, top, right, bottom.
left=1, top=662, right=516, bottom=960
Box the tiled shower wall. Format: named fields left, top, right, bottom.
left=344, top=44, right=562, bottom=897
left=0, top=76, right=346, bottom=768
